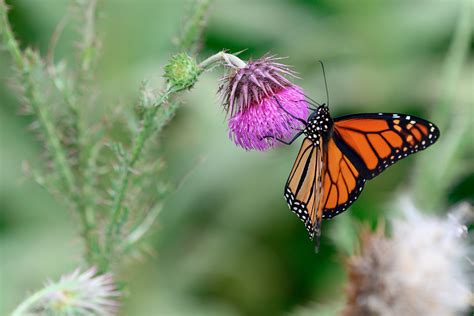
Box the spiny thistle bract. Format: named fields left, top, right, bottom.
left=219, top=55, right=309, bottom=151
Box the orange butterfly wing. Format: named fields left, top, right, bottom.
left=319, top=113, right=440, bottom=219
left=285, top=138, right=324, bottom=239
left=285, top=137, right=366, bottom=239
left=285, top=112, right=439, bottom=239
left=318, top=138, right=366, bottom=219
left=333, top=113, right=440, bottom=179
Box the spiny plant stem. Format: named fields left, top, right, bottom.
left=97, top=48, right=244, bottom=270
left=78, top=0, right=99, bottom=74
left=178, top=0, right=212, bottom=54
left=0, top=0, right=98, bottom=265
left=1, top=2, right=75, bottom=194
left=0, top=2, right=23, bottom=68
left=11, top=283, right=64, bottom=316
left=100, top=0, right=215, bottom=271
left=74, top=0, right=102, bottom=265
left=102, top=88, right=174, bottom=271
left=199, top=51, right=247, bottom=69
left=3, top=0, right=219, bottom=273
left=101, top=48, right=238, bottom=269
left=131, top=91, right=174, bottom=165
left=25, top=71, right=76, bottom=193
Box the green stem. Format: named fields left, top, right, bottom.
left=1, top=0, right=99, bottom=264
left=79, top=0, right=99, bottom=73
left=0, top=1, right=23, bottom=69
left=199, top=51, right=247, bottom=69
left=74, top=0, right=102, bottom=265
left=123, top=204, right=162, bottom=254
left=1, top=2, right=75, bottom=194
left=102, top=89, right=174, bottom=270
left=130, top=91, right=173, bottom=165
left=11, top=283, right=63, bottom=316
left=99, top=0, right=217, bottom=270
left=178, top=0, right=212, bottom=53
left=100, top=50, right=245, bottom=270
left=101, top=49, right=231, bottom=269
left=26, top=73, right=76, bottom=193
left=82, top=139, right=104, bottom=259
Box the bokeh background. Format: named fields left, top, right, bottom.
left=1, top=0, right=472, bottom=315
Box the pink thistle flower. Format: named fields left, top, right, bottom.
left=219, top=55, right=309, bottom=151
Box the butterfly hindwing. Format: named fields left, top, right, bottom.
left=319, top=138, right=366, bottom=219
left=284, top=138, right=324, bottom=239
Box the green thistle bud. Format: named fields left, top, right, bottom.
left=164, top=53, right=200, bottom=91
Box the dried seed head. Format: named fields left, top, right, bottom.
left=343, top=202, right=473, bottom=316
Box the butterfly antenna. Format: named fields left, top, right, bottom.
left=319, top=60, right=329, bottom=107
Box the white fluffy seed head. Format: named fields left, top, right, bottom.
left=343, top=201, right=473, bottom=316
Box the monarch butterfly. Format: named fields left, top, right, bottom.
left=274, top=65, right=440, bottom=251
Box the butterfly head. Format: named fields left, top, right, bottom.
left=303, top=104, right=333, bottom=144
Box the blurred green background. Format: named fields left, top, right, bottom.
left=1, top=0, right=472, bottom=315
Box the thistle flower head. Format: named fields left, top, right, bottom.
left=15, top=267, right=121, bottom=316
left=219, top=55, right=309, bottom=151
left=164, top=52, right=200, bottom=91
left=344, top=202, right=473, bottom=316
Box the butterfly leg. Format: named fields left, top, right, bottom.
left=296, top=98, right=319, bottom=111
left=262, top=130, right=304, bottom=145
left=273, top=97, right=307, bottom=125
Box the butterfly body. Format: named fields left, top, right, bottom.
left=302, top=105, right=333, bottom=145
left=284, top=105, right=440, bottom=244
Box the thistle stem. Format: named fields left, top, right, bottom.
left=178, top=0, right=212, bottom=54
left=100, top=0, right=221, bottom=270
left=0, top=0, right=99, bottom=265
left=0, top=2, right=23, bottom=67
left=102, top=88, right=174, bottom=271
left=11, top=283, right=63, bottom=316
left=79, top=0, right=98, bottom=73
left=101, top=48, right=236, bottom=269
left=199, top=51, right=247, bottom=69
left=3, top=0, right=227, bottom=273
left=1, top=1, right=75, bottom=193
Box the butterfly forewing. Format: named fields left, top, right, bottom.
left=333, top=113, right=440, bottom=179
